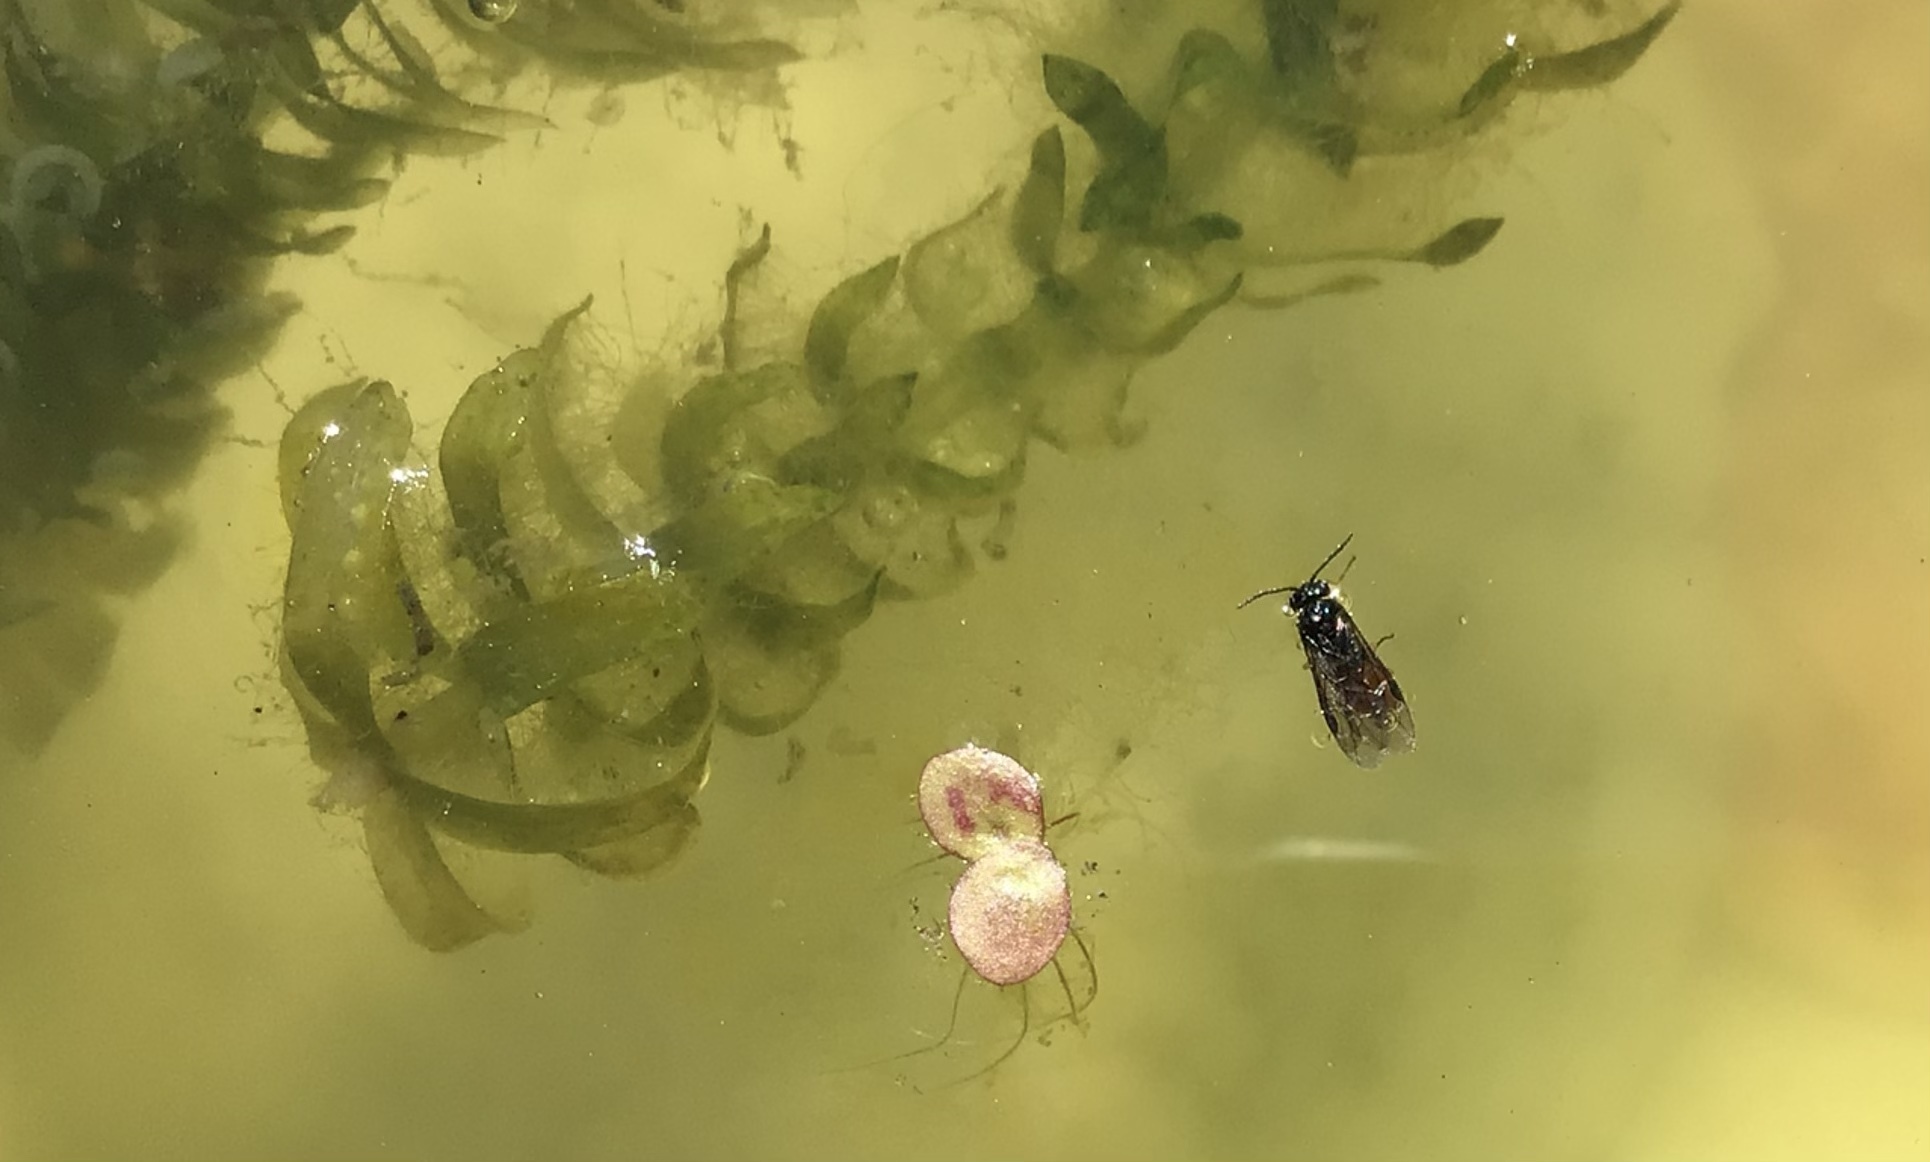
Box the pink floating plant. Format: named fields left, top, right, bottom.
left=887, top=744, right=1095, bottom=1081
left=917, top=743, right=1046, bottom=861
left=945, top=835, right=1071, bottom=986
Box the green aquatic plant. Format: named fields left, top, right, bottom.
left=273, top=2, right=1679, bottom=947
left=419, top=0, right=801, bottom=87
left=0, top=0, right=327, bottom=744
left=1243, top=0, right=1683, bottom=164
left=0, top=0, right=802, bottom=750
left=0, top=0, right=1676, bottom=942
left=278, top=318, right=716, bottom=949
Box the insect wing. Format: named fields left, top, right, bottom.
left=1302, top=617, right=1415, bottom=769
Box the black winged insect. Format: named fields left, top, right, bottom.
left=1239, top=534, right=1416, bottom=768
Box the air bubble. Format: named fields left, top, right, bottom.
left=468, top=0, right=518, bottom=24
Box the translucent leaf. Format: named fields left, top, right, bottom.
left=832, top=479, right=974, bottom=599
left=565, top=803, right=701, bottom=879
left=1071, top=245, right=1239, bottom=354
left=804, top=256, right=899, bottom=392
left=1172, top=28, right=1246, bottom=103
left=652, top=475, right=841, bottom=582
left=439, top=349, right=535, bottom=602
left=363, top=787, right=515, bottom=952
left=905, top=192, right=1035, bottom=341
left=1523, top=3, right=1681, bottom=91
left=737, top=516, right=881, bottom=608
left=392, top=736, right=711, bottom=853
left=703, top=601, right=843, bottom=735
left=1457, top=47, right=1522, bottom=120
left=1041, top=54, right=1159, bottom=158
left=278, top=380, right=417, bottom=733
left=897, top=329, right=1035, bottom=480
left=660, top=363, right=829, bottom=505
left=1413, top=217, right=1504, bottom=267
left=1170, top=212, right=1244, bottom=249
left=1009, top=128, right=1066, bottom=274
left=1077, top=144, right=1168, bottom=234
left=447, top=566, right=699, bottom=718
left=1259, top=0, right=1337, bottom=86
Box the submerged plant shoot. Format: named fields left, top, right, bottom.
left=0, top=0, right=1678, bottom=951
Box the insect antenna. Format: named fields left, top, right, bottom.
left=1238, top=533, right=1357, bottom=609
left=1236, top=585, right=1297, bottom=610
left=1310, top=533, right=1355, bottom=581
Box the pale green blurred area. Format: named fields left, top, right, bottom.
left=1, top=1, right=1926, bottom=1159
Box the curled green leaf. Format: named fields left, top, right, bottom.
left=449, top=566, right=699, bottom=719
left=1260, top=0, right=1338, bottom=87
left=438, top=347, right=535, bottom=601
left=363, top=786, right=514, bottom=952
left=1042, top=54, right=1159, bottom=158
left=1172, top=28, right=1246, bottom=103
left=1413, top=217, right=1504, bottom=267
left=394, top=735, right=711, bottom=854
left=1524, top=2, right=1681, bottom=91
left=1043, top=55, right=1169, bottom=234
left=652, top=475, right=841, bottom=582
left=804, top=256, right=900, bottom=393
left=1457, top=46, right=1523, bottom=120
left=1142, top=272, right=1243, bottom=355
left=1077, top=144, right=1168, bottom=234
left=279, top=379, right=418, bottom=734
left=1170, top=212, right=1244, bottom=250
left=1009, top=128, right=1066, bottom=275
left=661, top=363, right=830, bottom=505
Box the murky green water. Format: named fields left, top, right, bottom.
left=2, top=2, right=1925, bottom=1159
